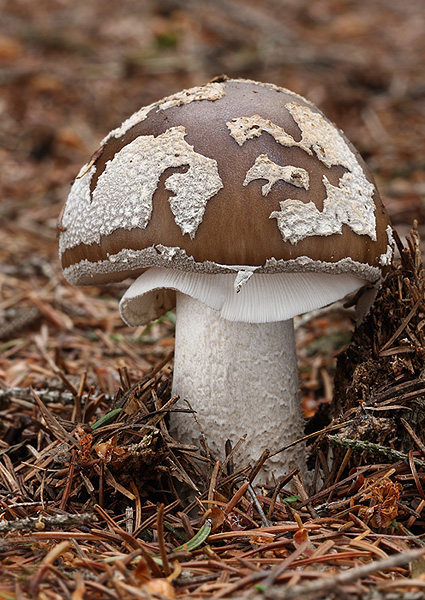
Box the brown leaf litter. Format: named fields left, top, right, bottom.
left=0, top=227, right=425, bottom=598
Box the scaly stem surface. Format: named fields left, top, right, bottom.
left=171, top=292, right=305, bottom=482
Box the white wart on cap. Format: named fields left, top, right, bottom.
left=59, top=77, right=393, bottom=325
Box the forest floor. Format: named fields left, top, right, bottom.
left=1, top=1, right=425, bottom=598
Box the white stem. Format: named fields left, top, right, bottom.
left=171, top=292, right=305, bottom=482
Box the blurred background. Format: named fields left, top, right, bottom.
left=1, top=0, right=425, bottom=408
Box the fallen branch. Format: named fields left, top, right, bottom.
left=262, top=548, right=425, bottom=599
left=329, top=434, right=425, bottom=470
left=0, top=512, right=98, bottom=534
left=0, top=386, right=113, bottom=406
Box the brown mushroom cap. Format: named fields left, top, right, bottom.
left=59, top=78, right=392, bottom=290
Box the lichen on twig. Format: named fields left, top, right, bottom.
left=328, top=434, right=425, bottom=470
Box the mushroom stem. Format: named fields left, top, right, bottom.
left=171, top=291, right=305, bottom=481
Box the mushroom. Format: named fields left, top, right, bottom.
left=59, top=77, right=393, bottom=481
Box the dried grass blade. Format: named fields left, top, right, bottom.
left=31, top=388, right=76, bottom=445
left=259, top=541, right=309, bottom=590
left=28, top=541, right=71, bottom=595
left=157, top=503, right=171, bottom=576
